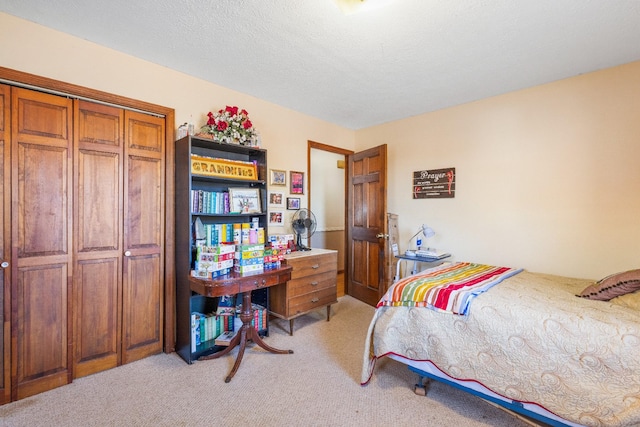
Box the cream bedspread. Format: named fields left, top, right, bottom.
left=361, top=271, right=640, bottom=427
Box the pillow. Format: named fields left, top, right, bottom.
left=578, top=269, right=640, bottom=301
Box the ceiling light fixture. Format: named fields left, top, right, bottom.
left=332, top=0, right=394, bottom=15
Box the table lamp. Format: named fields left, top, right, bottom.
left=408, top=224, right=435, bottom=252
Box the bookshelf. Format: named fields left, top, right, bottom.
left=175, top=135, right=270, bottom=363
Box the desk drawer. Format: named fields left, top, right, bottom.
left=287, top=252, right=337, bottom=279
left=288, top=287, right=337, bottom=316
left=288, top=270, right=336, bottom=297
left=236, top=271, right=290, bottom=293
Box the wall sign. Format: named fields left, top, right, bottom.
left=413, top=167, right=455, bottom=199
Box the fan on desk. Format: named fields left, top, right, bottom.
left=291, top=208, right=316, bottom=251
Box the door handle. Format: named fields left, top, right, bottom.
left=376, top=233, right=389, bottom=239
left=124, top=251, right=132, bottom=257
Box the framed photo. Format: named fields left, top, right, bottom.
left=228, top=187, right=262, bottom=214
left=269, top=210, right=284, bottom=226
left=286, top=197, right=300, bottom=210
left=290, top=171, right=304, bottom=194
left=268, top=191, right=285, bottom=208
left=270, top=169, right=286, bottom=186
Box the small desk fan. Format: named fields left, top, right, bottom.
left=291, top=208, right=316, bottom=251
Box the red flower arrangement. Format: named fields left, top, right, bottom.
left=202, top=106, right=258, bottom=145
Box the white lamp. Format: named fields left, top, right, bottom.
left=409, top=224, right=435, bottom=251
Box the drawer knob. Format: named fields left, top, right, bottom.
left=311, top=298, right=319, bottom=303
left=1, top=261, right=8, bottom=268
left=310, top=281, right=319, bottom=286
left=311, top=264, right=320, bottom=269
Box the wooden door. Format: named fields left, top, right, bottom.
left=121, top=111, right=165, bottom=364
left=0, top=84, right=10, bottom=404
left=11, top=88, right=73, bottom=399
left=347, top=144, right=388, bottom=306
left=73, top=100, right=124, bottom=378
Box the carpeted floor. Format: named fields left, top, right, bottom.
left=0, top=295, right=533, bottom=426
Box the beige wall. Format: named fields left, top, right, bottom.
left=356, top=61, right=640, bottom=279
left=0, top=12, right=356, bottom=237
left=2, top=12, right=638, bottom=280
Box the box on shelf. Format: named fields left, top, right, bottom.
left=192, top=244, right=236, bottom=278
left=190, top=154, right=258, bottom=181
left=234, top=264, right=264, bottom=274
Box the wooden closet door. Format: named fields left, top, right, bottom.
left=11, top=88, right=73, bottom=400
left=73, top=100, right=124, bottom=378
left=0, top=84, right=10, bottom=405
left=121, top=111, right=165, bottom=364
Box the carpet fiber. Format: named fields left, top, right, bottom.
left=0, top=296, right=532, bottom=426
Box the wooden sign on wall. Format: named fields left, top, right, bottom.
left=413, top=167, right=456, bottom=199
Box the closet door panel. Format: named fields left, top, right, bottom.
left=14, top=264, right=69, bottom=399
left=74, top=257, right=120, bottom=378
left=0, top=84, right=10, bottom=405
left=73, top=100, right=123, bottom=378
left=122, top=111, right=164, bottom=364
left=16, top=143, right=68, bottom=257
left=122, top=253, right=161, bottom=363
left=11, top=88, right=73, bottom=400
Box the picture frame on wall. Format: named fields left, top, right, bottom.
left=269, top=211, right=284, bottom=226
left=286, top=197, right=300, bottom=210
left=270, top=169, right=286, bottom=186
left=268, top=191, right=285, bottom=208
left=290, top=171, right=304, bottom=194
left=228, top=187, right=262, bottom=214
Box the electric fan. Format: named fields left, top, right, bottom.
left=291, top=208, right=317, bottom=251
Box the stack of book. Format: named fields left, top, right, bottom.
left=190, top=311, right=234, bottom=351
left=191, top=189, right=230, bottom=214
left=235, top=303, right=268, bottom=332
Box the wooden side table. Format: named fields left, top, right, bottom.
left=188, top=264, right=293, bottom=382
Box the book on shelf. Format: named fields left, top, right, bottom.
left=214, top=330, right=238, bottom=346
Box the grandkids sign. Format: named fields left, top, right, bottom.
left=413, top=167, right=455, bottom=199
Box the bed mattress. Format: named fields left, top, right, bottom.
left=362, top=270, right=640, bottom=427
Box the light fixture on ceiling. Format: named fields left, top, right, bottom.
left=332, top=0, right=393, bottom=15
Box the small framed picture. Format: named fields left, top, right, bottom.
left=270, top=169, right=286, bottom=186
left=269, top=211, right=284, bottom=226
left=290, top=171, right=304, bottom=194
left=228, top=187, right=262, bottom=214
left=286, top=197, right=300, bottom=210
left=268, top=191, right=285, bottom=208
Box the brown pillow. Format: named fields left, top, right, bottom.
left=578, top=269, right=640, bottom=301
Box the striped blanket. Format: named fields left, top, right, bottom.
left=378, top=262, right=522, bottom=315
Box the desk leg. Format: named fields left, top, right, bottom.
left=411, top=261, right=419, bottom=275
left=199, top=290, right=293, bottom=383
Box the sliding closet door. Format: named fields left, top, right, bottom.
left=121, top=111, right=165, bottom=364
left=0, top=84, right=10, bottom=405
left=11, top=87, right=73, bottom=399
left=73, top=100, right=124, bottom=378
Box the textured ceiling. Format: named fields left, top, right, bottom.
left=2, top=0, right=640, bottom=129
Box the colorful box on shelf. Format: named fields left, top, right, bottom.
left=234, top=257, right=264, bottom=267
left=190, top=154, right=258, bottom=180
left=197, top=243, right=235, bottom=255
left=234, top=264, right=264, bottom=274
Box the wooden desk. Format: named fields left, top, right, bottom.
left=188, top=264, right=293, bottom=382
left=270, top=249, right=338, bottom=335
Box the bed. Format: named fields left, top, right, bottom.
left=361, top=262, right=640, bottom=427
